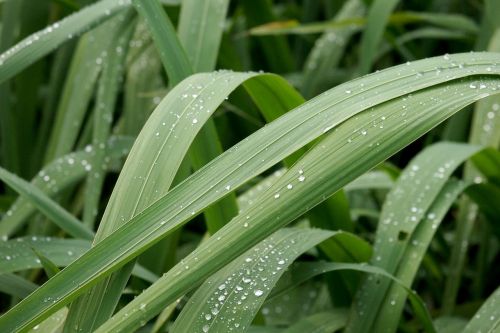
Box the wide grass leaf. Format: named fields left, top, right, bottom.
left=171, top=228, right=333, bottom=333
left=0, top=0, right=131, bottom=84
left=99, top=74, right=500, bottom=330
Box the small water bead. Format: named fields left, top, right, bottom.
left=218, top=295, right=225, bottom=301
left=245, top=257, right=252, bottom=263
left=487, top=111, right=495, bottom=119
left=203, top=324, right=210, bottom=332
left=225, top=185, right=231, bottom=190
left=274, top=193, right=280, bottom=199
left=345, top=89, right=352, bottom=94
left=254, top=289, right=264, bottom=297
left=205, top=313, right=212, bottom=320
left=298, top=175, right=305, bottom=182
left=278, top=260, right=285, bottom=265
left=192, top=118, right=198, bottom=124
left=443, top=54, right=450, bottom=61
left=361, top=130, right=367, bottom=136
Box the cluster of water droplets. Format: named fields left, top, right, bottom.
left=191, top=231, right=307, bottom=332
left=0, top=0, right=131, bottom=67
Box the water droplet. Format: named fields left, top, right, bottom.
left=298, top=175, right=305, bottom=182
left=254, top=289, right=264, bottom=297
left=287, top=184, right=293, bottom=190
left=192, top=118, right=198, bottom=124
left=203, top=324, right=210, bottom=332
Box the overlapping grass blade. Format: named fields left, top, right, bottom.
left=347, top=143, right=481, bottom=333
left=0, top=237, right=89, bottom=274
left=301, top=0, right=364, bottom=98
left=371, top=179, right=469, bottom=333
left=462, top=286, right=500, bottom=333
left=177, top=0, right=229, bottom=72
left=283, top=310, right=348, bottom=333
left=0, top=167, right=93, bottom=240
left=171, top=228, right=333, bottom=332
left=0, top=274, right=38, bottom=299
left=443, top=29, right=500, bottom=313
left=344, top=171, right=394, bottom=191
left=1, top=53, right=500, bottom=332
left=97, top=75, right=499, bottom=333
left=249, top=12, right=476, bottom=36
left=82, top=12, right=134, bottom=227
left=0, top=0, right=131, bottom=84
left=131, top=0, right=191, bottom=85
left=44, top=14, right=127, bottom=163
left=0, top=136, right=132, bottom=237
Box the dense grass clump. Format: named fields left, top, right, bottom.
left=0, top=0, right=499, bottom=332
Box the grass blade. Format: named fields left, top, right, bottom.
left=0, top=136, right=132, bottom=237
left=98, top=75, right=499, bottom=333
left=0, top=0, right=131, bottom=84
left=131, top=0, right=192, bottom=85
left=177, top=0, right=229, bottom=72
left=442, top=29, right=500, bottom=314
left=171, top=228, right=333, bottom=333
left=347, top=143, right=481, bottom=333
left=462, top=286, right=500, bottom=333
left=0, top=237, right=89, bottom=274
left=283, top=310, right=348, bottom=333
left=0, top=167, right=93, bottom=240
left=0, top=274, right=38, bottom=299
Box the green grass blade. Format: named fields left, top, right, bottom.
left=0, top=167, right=93, bottom=240
left=177, top=0, right=229, bottom=72
left=0, top=0, right=23, bottom=175
left=134, top=0, right=238, bottom=236
left=30, top=248, right=61, bottom=278
left=1, top=53, right=499, bottom=332
left=0, top=274, right=38, bottom=299
left=462, top=286, right=500, bottom=333
left=443, top=29, right=500, bottom=314
left=373, top=179, right=469, bottom=333
left=98, top=75, right=498, bottom=333
left=82, top=12, right=134, bottom=227
left=347, top=143, right=481, bottom=333
left=0, top=136, right=132, bottom=237
left=0, top=0, right=131, bottom=84
left=267, top=261, right=436, bottom=332
left=171, top=228, right=333, bottom=333
left=44, top=15, right=125, bottom=163
left=283, top=310, right=348, bottom=333
left=0, top=237, right=89, bottom=274
left=131, top=0, right=192, bottom=85
left=344, top=171, right=394, bottom=191
left=241, top=0, right=296, bottom=73
left=301, top=0, right=364, bottom=98
left=358, top=0, right=400, bottom=74
left=249, top=12, right=477, bottom=36
left=123, top=42, right=163, bottom=136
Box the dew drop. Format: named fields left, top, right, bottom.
left=254, top=289, right=264, bottom=297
